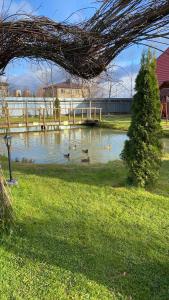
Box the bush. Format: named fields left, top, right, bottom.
left=121, top=50, right=162, bottom=187
left=54, top=97, right=60, bottom=118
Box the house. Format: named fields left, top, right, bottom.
left=156, top=48, right=169, bottom=118
left=36, top=87, right=44, bottom=97
left=0, top=82, right=9, bottom=97
left=23, top=89, right=32, bottom=97
left=14, top=90, right=22, bottom=97
left=43, top=80, right=89, bottom=99
left=157, top=48, right=169, bottom=87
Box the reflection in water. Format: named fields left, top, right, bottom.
left=0, top=128, right=169, bottom=164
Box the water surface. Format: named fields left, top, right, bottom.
left=0, top=128, right=168, bottom=164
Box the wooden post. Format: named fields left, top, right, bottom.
left=59, top=109, right=61, bottom=125
left=6, top=108, right=10, bottom=128
left=23, top=108, right=25, bottom=123
left=161, top=102, right=163, bottom=119
left=99, top=108, right=102, bottom=121
left=22, top=106, right=25, bottom=120
left=73, top=109, right=76, bottom=124
left=39, top=108, right=42, bottom=123
left=25, top=108, right=28, bottom=127
left=50, top=101, right=52, bottom=117
left=43, top=108, right=46, bottom=127
left=165, top=97, right=168, bottom=123
left=89, top=101, right=92, bottom=119
left=34, top=101, right=37, bottom=117
left=69, top=108, right=71, bottom=122
left=94, top=107, right=96, bottom=120
left=25, top=101, right=28, bottom=127
left=68, top=108, right=70, bottom=122
left=81, top=109, right=84, bottom=122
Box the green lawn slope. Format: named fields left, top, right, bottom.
left=0, top=159, right=169, bottom=299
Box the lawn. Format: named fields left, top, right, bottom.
left=0, top=157, right=169, bottom=299
left=100, top=115, right=169, bottom=137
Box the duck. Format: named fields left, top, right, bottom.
left=81, top=157, right=90, bottom=163
left=64, top=153, right=70, bottom=159
left=69, top=144, right=77, bottom=150
left=82, top=149, right=88, bottom=154
left=104, top=144, right=112, bottom=150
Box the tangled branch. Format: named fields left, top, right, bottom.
left=0, top=0, right=169, bottom=79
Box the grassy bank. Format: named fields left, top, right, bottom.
left=100, top=115, right=169, bottom=137
left=0, top=158, right=169, bottom=299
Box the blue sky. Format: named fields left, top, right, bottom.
left=1, top=0, right=168, bottom=96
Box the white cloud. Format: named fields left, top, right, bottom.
left=0, top=0, right=34, bottom=18
left=7, top=63, right=66, bottom=92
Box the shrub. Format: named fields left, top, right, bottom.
left=121, top=50, right=162, bottom=187
left=54, top=97, right=60, bottom=118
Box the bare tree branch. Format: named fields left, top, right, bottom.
left=0, top=0, right=169, bottom=79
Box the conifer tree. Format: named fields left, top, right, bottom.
left=54, top=97, right=60, bottom=118
left=121, top=50, right=162, bottom=187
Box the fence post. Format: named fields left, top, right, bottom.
left=59, top=109, right=61, bottom=125
left=81, top=109, right=84, bottom=122
left=89, top=101, right=92, bottom=119
left=94, top=107, right=96, bottom=119
left=99, top=108, right=102, bottom=121
left=25, top=108, right=28, bottom=127
left=43, top=108, right=46, bottom=128
left=73, top=109, right=76, bottom=124
left=39, top=108, right=42, bottom=123
left=6, top=108, right=10, bottom=128
left=69, top=108, right=71, bottom=122
left=68, top=108, right=70, bottom=122
left=25, top=102, right=28, bottom=127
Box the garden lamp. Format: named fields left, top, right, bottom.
left=4, top=134, right=17, bottom=185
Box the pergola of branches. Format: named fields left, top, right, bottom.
left=1, top=0, right=169, bottom=79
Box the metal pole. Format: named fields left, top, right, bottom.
left=7, top=145, right=13, bottom=181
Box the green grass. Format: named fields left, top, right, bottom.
left=100, top=115, right=169, bottom=137
left=0, top=157, right=169, bottom=299
left=0, top=115, right=83, bottom=125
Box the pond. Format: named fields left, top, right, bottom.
left=0, top=127, right=169, bottom=164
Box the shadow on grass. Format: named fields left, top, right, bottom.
left=1, top=159, right=169, bottom=298
left=1, top=214, right=169, bottom=299
left=2, top=157, right=169, bottom=197
left=2, top=159, right=127, bottom=188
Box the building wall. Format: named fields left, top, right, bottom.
left=44, top=87, right=89, bottom=98
left=157, top=48, right=169, bottom=86
left=23, top=89, right=32, bottom=97
left=0, top=84, right=9, bottom=97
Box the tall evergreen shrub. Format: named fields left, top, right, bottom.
left=121, top=50, right=162, bottom=187
left=54, top=97, right=60, bottom=118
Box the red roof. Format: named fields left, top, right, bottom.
left=157, top=48, right=169, bottom=86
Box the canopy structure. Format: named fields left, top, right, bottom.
left=1, top=0, right=169, bottom=79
